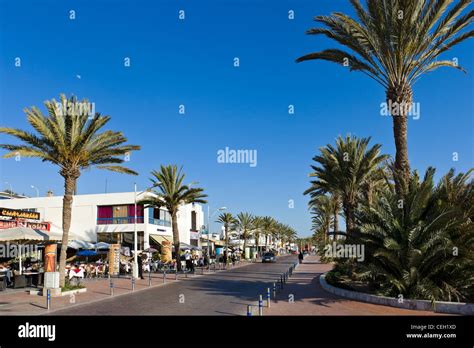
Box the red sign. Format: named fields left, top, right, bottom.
left=0, top=219, right=50, bottom=231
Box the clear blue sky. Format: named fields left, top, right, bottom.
left=0, top=0, right=473, bottom=237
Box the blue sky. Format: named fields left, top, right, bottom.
left=0, top=0, right=473, bottom=236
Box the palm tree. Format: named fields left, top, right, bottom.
left=235, top=212, right=254, bottom=259
left=138, top=165, right=207, bottom=271
left=355, top=167, right=474, bottom=302
left=262, top=216, right=276, bottom=251
left=310, top=195, right=333, bottom=242
left=0, top=94, right=140, bottom=286
left=296, top=0, right=473, bottom=195
left=305, top=135, right=388, bottom=233
left=216, top=212, right=236, bottom=262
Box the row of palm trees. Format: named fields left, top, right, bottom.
left=0, top=95, right=299, bottom=282
left=298, top=0, right=473, bottom=303
left=296, top=0, right=473, bottom=197
left=306, top=134, right=473, bottom=302
left=216, top=213, right=298, bottom=261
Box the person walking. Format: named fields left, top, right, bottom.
left=184, top=250, right=194, bottom=273
left=298, top=251, right=304, bottom=264
left=137, top=253, right=145, bottom=279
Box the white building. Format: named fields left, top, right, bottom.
left=0, top=192, right=204, bottom=251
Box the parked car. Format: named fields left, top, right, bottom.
left=262, top=252, right=276, bottom=263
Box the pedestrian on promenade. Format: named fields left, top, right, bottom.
left=298, top=251, right=304, bottom=264
left=138, top=253, right=145, bottom=279
left=184, top=250, right=194, bottom=273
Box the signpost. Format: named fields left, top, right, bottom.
left=108, top=244, right=121, bottom=276
left=0, top=208, right=40, bottom=220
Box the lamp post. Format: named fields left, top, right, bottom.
left=207, top=206, right=226, bottom=269
left=132, top=183, right=158, bottom=279
left=133, top=183, right=138, bottom=279
left=30, top=185, right=39, bottom=197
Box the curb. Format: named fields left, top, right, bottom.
left=320, top=273, right=474, bottom=315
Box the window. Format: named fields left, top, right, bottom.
left=97, top=204, right=144, bottom=224
left=148, top=208, right=171, bottom=227
left=191, top=211, right=197, bottom=231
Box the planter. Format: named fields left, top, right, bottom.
left=320, top=273, right=474, bottom=315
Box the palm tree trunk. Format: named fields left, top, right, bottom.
left=172, top=212, right=182, bottom=271
left=387, top=86, right=412, bottom=196
left=333, top=194, right=339, bottom=235
left=343, top=200, right=355, bottom=234
left=265, top=234, right=268, bottom=251
left=243, top=234, right=247, bottom=260
left=224, top=226, right=229, bottom=260
left=59, top=175, right=76, bottom=287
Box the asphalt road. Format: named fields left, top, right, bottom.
left=49, top=255, right=298, bottom=316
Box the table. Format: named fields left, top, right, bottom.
left=23, top=272, right=42, bottom=287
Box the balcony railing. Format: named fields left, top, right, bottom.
left=148, top=217, right=171, bottom=227
left=97, top=217, right=144, bottom=225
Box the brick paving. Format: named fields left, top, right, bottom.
left=0, top=261, right=253, bottom=315
left=264, top=255, right=445, bottom=315
left=0, top=255, right=447, bottom=315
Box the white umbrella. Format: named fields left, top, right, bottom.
left=68, top=240, right=95, bottom=249
left=0, top=227, right=63, bottom=242
left=0, top=227, right=64, bottom=275
left=94, top=242, right=111, bottom=250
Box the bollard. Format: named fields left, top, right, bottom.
left=110, top=277, right=114, bottom=296
left=247, top=304, right=253, bottom=316
left=185, top=270, right=188, bottom=278
left=163, top=271, right=166, bottom=283
left=148, top=271, right=152, bottom=287
left=46, top=289, right=51, bottom=310
left=272, top=282, right=277, bottom=301
left=175, top=271, right=178, bottom=280
left=267, top=288, right=271, bottom=308
left=280, top=275, right=284, bottom=289
left=132, top=277, right=136, bottom=291
left=258, top=295, right=263, bottom=316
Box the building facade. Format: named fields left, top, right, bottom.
left=0, top=192, right=204, bottom=251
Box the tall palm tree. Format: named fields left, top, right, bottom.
left=216, top=212, right=236, bottom=262
left=138, top=165, right=207, bottom=271
left=0, top=94, right=140, bottom=286
left=296, top=0, right=473, bottom=195
left=262, top=216, right=276, bottom=251
left=305, top=135, right=388, bottom=233
left=235, top=212, right=254, bottom=259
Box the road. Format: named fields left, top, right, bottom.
left=49, top=255, right=297, bottom=316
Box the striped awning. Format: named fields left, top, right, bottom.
left=150, top=234, right=172, bottom=245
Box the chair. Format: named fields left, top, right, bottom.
left=0, top=276, right=6, bottom=291
left=13, top=275, right=27, bottom=288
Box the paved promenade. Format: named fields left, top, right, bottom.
left=0, top=262, right=254, bottom=315
left=265, top=255, right=444, bottom=315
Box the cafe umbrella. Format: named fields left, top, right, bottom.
left=0, top=226, right=64, bottom=275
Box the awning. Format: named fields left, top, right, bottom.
left=150, top=234, right=173, bottom=245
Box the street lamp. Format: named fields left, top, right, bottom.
left=30, top=185, right=39, bottom=197
left=207, top=206, right=226, bottom=269
left=132, top=183, right=158, bottom=279
left=4, top=182, right=12, bottom=197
